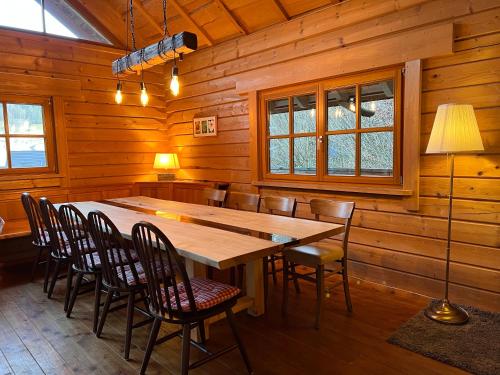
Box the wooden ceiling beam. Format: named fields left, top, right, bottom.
left=134, top=0, right=164, bottom=36
left=169, top=0, right=214, bottom=46
left=213, top=0, right=248, bottom=35
left=271, top=0, right=290, bottom=21
left=65, top=0, right=126, bottom=48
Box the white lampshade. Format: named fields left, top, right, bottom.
left=153, top=153, right=180, bottom=169
left=426, top=104, right=484, bottom=154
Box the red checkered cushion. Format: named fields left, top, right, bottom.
left=163, top=277, right=240, bottom=312
left=117, top=261, right=169, bottom=286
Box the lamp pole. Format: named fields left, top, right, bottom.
left=425, top=153, right=469, bottom=324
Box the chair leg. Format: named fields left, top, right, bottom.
left=315, top=265, right=325, bottom=330
left=47, top=259, right=61, bottom=299
left=124, top=291, right=135, bottom=360
left=96, top=290, right=112, bottom=338
left=230, top=267, right=236, bottom=286
left=64, top=264, right=74, bottom=312
left=198, top=320, right=206, bottom=344
left=30, top=247, right=43, bottom=282
left=181, top=323, right=191, bottom=375
left=226, top=308, right=253, bottom=374
left=270, top=255, right=277, bottom=285
left=342, top=259, right=353, bottom=313
left=93, top=273, right=102, bottom=333
left=263, top=257, right=269, bottom=310
left=282, top=260, right=289, bottom=317
left=140, top=318, right=162, bottom=375
left=66, top=272, right=83, bottom=318
left=237, top=264, right=245, bottom=289
left=207, top=266, right=214, bottom=280
left=291, top=263, right=301, bottom=294
left=43, top=256, right=52, bottom=293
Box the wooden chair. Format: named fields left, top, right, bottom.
left=21, top=193, right=51, bottom=286
left=39, top=197, right=73, bottom=308
left=225, top=191, right=260, bottom=286
left=88, top=210, right=152, bottom=360
left=58, top=204, right=102, bottom=332
left=132, top=221, right=252, bottom=375
left=225, top=191, right=260, bottom=212
left=202, top=188, right=226, bottom=207
left=259, top=196, right=299, bottom=304
left=282, top=198, right=355, bottom=329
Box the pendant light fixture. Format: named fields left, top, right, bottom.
left=140, top=81, right=149, bottom=106
left=114, top=0, right=189, bottom=104
left=170, top=54, right=180, bottom=96
left=115, top=80, right=123, bottom=104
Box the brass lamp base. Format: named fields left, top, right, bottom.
left=424, top=299, right=469, bottom=325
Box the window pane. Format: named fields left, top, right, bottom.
left=328, top=134, right=355, bottom=175
left=293, top=94, right=316, bottom=134
left=7, top=104, right=44, bottom=135
left=0, top=0, right=43, bottom=32
left=269, top=138, right=289, bottom=174
left=10, top=138, right=47, bottom=168
left=0, top=139, right=7, bottom=168
left=0, top=107, right=4, bottom=134
left=361, top=131, right=393, bottom=176
left=44, top=0, right=110, bottom=43
left=361, top=80, right=394, bottom=128
left=326, top=86, right=356, bottom=131
left=294, top=137, right=316, bottom=175
left=268, top=99, right=289, bottom=136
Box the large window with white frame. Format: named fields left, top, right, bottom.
left=0, top=95, right=56, bottom=174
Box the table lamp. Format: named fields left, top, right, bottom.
left=425, top=104, right=484, bottom=324
left=153, top=153, right=180, bottom=181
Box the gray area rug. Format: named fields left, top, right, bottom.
left=388, top=304, right=500, bottom=375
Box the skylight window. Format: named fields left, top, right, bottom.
left=0, top=0, right=110, bottom=44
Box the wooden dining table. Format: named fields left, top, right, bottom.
left=67, top=196, right=344, bottom=336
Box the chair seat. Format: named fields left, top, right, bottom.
left=163, top=277, right=240, bottom=312
left=285, top=241, right=344, bottom=267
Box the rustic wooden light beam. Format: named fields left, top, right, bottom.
left=112, top=32, right=198, bottom=76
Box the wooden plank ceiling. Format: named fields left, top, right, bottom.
left=70, top=0, right=339, bottom=49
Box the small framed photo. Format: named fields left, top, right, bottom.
left=193, top=116, right=217, bottom=137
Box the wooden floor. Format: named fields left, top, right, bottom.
left=0, top=267, right=467, bottom=375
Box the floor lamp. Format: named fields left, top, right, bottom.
left=424, top=104, right=484, bottom=324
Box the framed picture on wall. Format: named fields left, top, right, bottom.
left=193, top=116, right=217, bottom=137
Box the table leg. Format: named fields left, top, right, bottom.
left=245, top=258, right=265, bottom=316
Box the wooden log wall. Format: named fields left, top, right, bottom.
left=166, top=0, right=500, bottom=311
left=0, top=29, right=167, bottom=237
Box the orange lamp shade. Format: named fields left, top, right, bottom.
left=153, top=153, right=180, bottom=170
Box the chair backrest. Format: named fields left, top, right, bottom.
left=132, top=221, right=196, bottom=319
left=260, top=196, right=297, bottom=217
left=309, top=198, right=355, bottom=251
left=39, top=197, right=71, bottom=258
left=21, top=192, right=49, bottom=247
left=225, top=191, right=260, bottom=212
left=59, top=204, right=98, bottom=272
left=202, top=188, right=226, bottom=207
left=88, top=210, right=140, bottom=290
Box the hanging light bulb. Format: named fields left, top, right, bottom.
left=170, top=65, right=180, bottom=96
left=348, top=97, right=356, bottom=112
left=140, top=81, right=149, bottom=106
left=114, top=81, right=123, bottom=104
